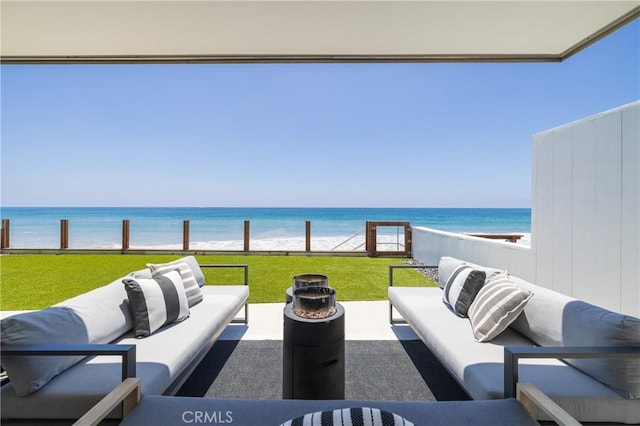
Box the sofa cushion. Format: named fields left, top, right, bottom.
left=0, top=308, right=89, bottom=396
left=510, top=277, right=640, bottom=399
left=468, top=273, right=533, bottom=342
left=54, top=278, right=134, bottom=344
left=123, top=270, right=190, bottom=338
left=443, top=265, right=485, bottom=318
left=148, top=261, right=203, bottom=307
left=280, top=407, right=414, bottom=426
left=388, top=286, right=639, bottom=423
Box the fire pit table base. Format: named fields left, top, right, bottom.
left=283, top=303, right=345, bottom=400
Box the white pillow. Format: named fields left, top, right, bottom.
left=468, top=272, right=533, bottom=342
left=123, top=270, right=190, bottom=338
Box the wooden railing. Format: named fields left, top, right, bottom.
left=0, top=218, right=412, bottom=257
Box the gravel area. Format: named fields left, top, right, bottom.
left=402, top=259, right=439, bottom=283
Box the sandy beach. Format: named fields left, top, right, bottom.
left=126, top=233, right=532, bottom=251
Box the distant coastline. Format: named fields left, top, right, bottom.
left=0, top=207, right=531, bottom=250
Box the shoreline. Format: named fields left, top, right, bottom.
left=4, top=233, right=532, bottom=251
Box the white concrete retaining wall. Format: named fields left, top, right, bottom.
left=411, top=226, right=535, bottom=282
left=412, top=101, right=639, bottom=317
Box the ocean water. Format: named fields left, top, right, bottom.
left=0, top=207, right=531, bottom=250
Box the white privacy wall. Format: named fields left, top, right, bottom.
left=531, top=101, right=639, bottom=317
left=412, top=101, right=639, bottom=316
left=411, top=227, right=535, bottom=282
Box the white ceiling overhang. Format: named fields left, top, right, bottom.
left=1, top=0, right=639, bottom=64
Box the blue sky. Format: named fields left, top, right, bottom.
left=1, top=20, right=638, bottom=208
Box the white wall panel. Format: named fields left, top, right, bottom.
left=412, top=101, right=639, bottom=316
left=552, top=126, right=574, bottom=295
left=621, top=103, right=640, bottom=316
left=593, top=111, right=622, bottom=310
left=571, top=116, right=597, bottom=303
left=533, top=130, right=556, bottom=289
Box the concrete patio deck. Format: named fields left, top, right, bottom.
left=221, top=300, right=419, bottom=341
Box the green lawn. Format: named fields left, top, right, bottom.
left=0, top=254, right=435, bottom=310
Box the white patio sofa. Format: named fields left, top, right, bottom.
left=0, top=256, right=249, bottom=424
left=388, top=256, right=640, bottom=424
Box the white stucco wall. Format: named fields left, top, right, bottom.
left=412, top=101, right=639, bottom=317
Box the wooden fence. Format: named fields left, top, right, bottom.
left=0, top=219, right=412, bottom=257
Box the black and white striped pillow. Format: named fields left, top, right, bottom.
left=148, top=261, right=203, bottom=307
left=443, top=264, right=486, bottom=318
left=468, top=272, right=533, bottom=342
left=123, top=270, right=190, bottom=338
left=279, top=407, right=414, bottom=426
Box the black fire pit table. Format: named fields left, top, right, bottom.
left=283, top=286, right=345, bottom=400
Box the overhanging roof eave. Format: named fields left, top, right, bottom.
left=0, top=53, right=565, bottom=65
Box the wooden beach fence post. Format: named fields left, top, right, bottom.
left=366, top=221, right=377, bottom=257
left=60, top=219, right=69, bottom=249
left=183, top=220, right=190, bottom=251
left=244, top=220, right=250, bottom=251
left=305, top=221, right=312, bottom=252
left=122, top=220, right=130, bottom=250
left=1, top=219, right=9, bottom=249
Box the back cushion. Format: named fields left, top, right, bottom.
left=0, top=277, right=136, bottom=396
left=1, top=307, right=89, bottom=396
left=55, top=278, right=134, bottom=343
left=510, top=277, right=640, bottom=399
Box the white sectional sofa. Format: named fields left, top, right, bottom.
left=0, top=256, right=249, bottom=424
left=388, top=256, right=640, bottom=424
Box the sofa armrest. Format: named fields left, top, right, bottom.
left=200, top=264, right=249, bottom=286
left=2, top=343, right=137, bottom=382
left=516, top=382, right=580, bottom=426
left=388, top=264, right=436, bottom=324
left=504, top=346, right=640, bottom=398
left=200, top=264, right=249, bottom=324
left=73, top=378, right=140, bottom=426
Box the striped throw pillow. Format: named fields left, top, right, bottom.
left=468, top=272, right=533, bottom=342
left=279, top=407, right=414, bottom=426
left=443, top=264, right=486, bottom=317
left=148, top=261, right=203, bottom=307
left=123, top=270, right=190, bottom=338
